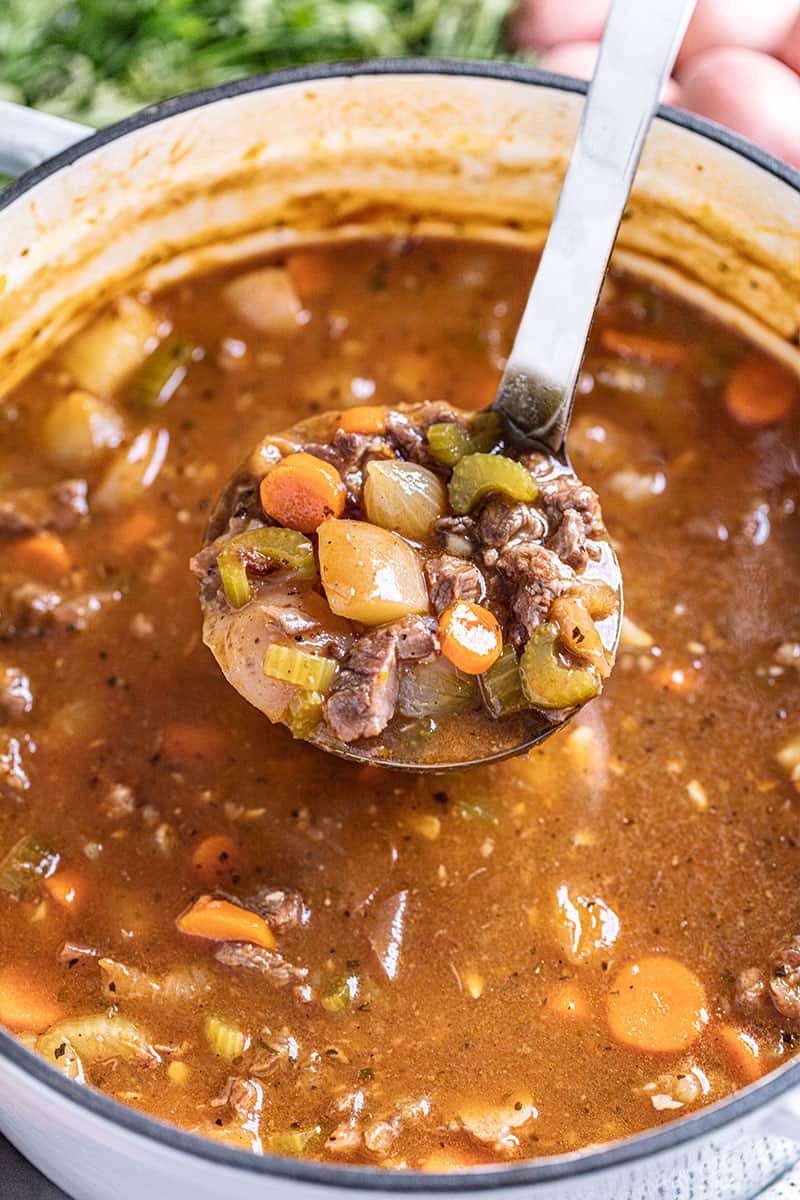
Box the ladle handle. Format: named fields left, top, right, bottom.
left=493, top=0, right=696, bottom=452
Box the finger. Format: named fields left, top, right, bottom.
left=511, top=0, right=611, bottom=51
left=677, top=0, right=799, bottom=65
left=537, top=41, right=682, bottom=104
left=679, top=47, right=800, bottom=167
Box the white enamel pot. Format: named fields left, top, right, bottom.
left=1, top=59, right=800, bottom=1200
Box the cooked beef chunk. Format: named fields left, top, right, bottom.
left=0, top=666, right=32, bottom=721
left=495, top=542, right=576, bottom=643
left=735, top=966, right=766, bottom=1012
left=393, top=615, right=439, bottom=661
left=239, top=886, right=307, bottom=933
left=550, top=509, right=590, bottom=571
left=303, top=428, right=391, bottom=507
left=424, top=554, right=484, bottom=615
left=477, top=497, right=547, bottom=564
left=384, top=402, right=464, bottom=468
left=325, top=616, right=438, bottom=743
left=769, top=934, right=800, bottom=1019
left=434, top=514, right=478, bottom=558
left=0, top=583, right=119, bottom=639
left=0, top=479, right=88, bottom=537
left=523, top=457, right=605, bottom=573
left=325, top=626, right=399, bottom=743
left=214, top=941, right=309, bottom=988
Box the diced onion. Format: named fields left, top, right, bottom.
left=364, top=460, right=446, bottom=540
left=551, top=596, right=611, bottom=678
left=479, top=645, right=528, bottom=718
left=37, top=1014, right=160, bottom=1068
left=398, top=656, right=478, bottom=718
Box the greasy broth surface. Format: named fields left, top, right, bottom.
left=2, top=239, right=800, bottom=1165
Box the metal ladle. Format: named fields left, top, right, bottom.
left=204, top=0, right=696, bottom=771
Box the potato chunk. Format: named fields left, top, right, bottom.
left=318, top=519, right=428, bottom=625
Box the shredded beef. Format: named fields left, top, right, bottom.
left=0, top=733, right=32, bottom=796
left=302, top=428, right=391, bottom=506
left=214, top=941, right=309, bottom=988
left=0, top=666, right=32, bottom=722
left=0, top=479, right=88, bottom=537
left=495, top=541, right=576, bottom=643
left=424, top=554, right=483, bottom=615
left=325, top=616, right=438, bottom=743
left=523, top=457, right=605, bottom=573
left=769, top=934, right=800, bottom=1019
left=477, top=497, right=547, bottom=564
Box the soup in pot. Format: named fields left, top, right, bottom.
left=0, top=238, right=798, bottom=1168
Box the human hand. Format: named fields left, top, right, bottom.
left=511, top=0, right=800, bottom=168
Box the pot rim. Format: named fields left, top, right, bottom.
left=2, top=57, right=800, bottom=1193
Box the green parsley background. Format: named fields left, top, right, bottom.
left=0, top=0, right=520, bottom=127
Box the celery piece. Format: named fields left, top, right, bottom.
left=321, top=973, right=359, bottom=1013
left=0, top=834, right=60, bottom=898
left=286, top=691, right=325, bottom=739
left=266, top=1126, right=322, bottom=1157
left=204, top=1015, right=250, bottom=1061
left=479, top=645, right=528, bottom=718
left=217, top=527, right=316, bottom=608
left=520, top=624, right=600, bottom=710
left=263, top=644, right=338, bottom=692
left=127, top=336, right=197, bottom=409
left=448, top=453, right=538, bottom=515
left=427, top=422, right=471, bottom=467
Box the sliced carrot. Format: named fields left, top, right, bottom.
left=43, top=869, right=85, bottom=911
left=546, top=982, right=589, bottom=1020
left=176, top=894, right=275, bottom=950
left=114, top=508, right=158, bottom=552
left=0, top=965, right=62, bottom=1033
left=160, top=722, right=228, bottom=762
left=191, top=835, right=245, bottom=886
left=438, top=602, right=503, bottom=676
left=600, top=328, right=691, bottom=368
left=9, top=531, right=71, bottom=580
left=286, top=250, right=333, bottom=300
left=259, top=453, right=346, bottom=533
left=716, top=1024, right=764, bottom=1084
left=337, top=406, right=387, bottom=435
left=724, top=353, right=797, bottom=428
left=607, top=955, right=708, bottom=1053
